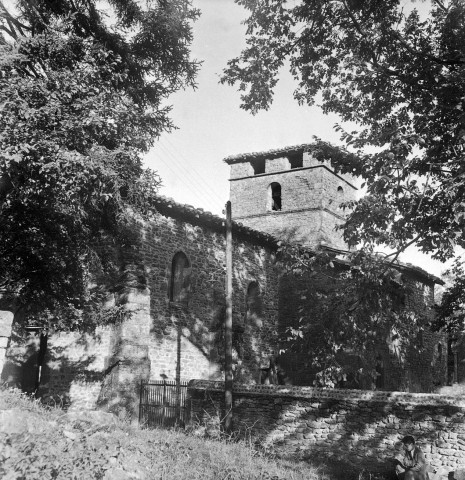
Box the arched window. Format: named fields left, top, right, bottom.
left=170, top=252, right=191, bottom=306
left=246, top=281, right=262, bottom=326
left=337, top=186, right=344, bottom=210
left=268, top=182, right=282, bottom=211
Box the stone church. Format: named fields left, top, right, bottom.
left=0, top=143, right=448, bottom=418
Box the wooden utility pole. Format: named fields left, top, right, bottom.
left=224, top=201, right=233, bottom=432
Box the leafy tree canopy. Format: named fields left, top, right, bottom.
left=223, top=0, right=465, bottom=262
left=0, top=0, right=200, bottom=331
left=277, top=244, right=426, bottom=388
left=222, top=0, right=462, bottom=380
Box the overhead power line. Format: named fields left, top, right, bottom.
left=154, top=141, right=224, bottom=212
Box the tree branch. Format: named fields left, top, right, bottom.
left=0, top=1, right=32, bottom=40
left=432, top=0, right=449, bottom=13
left=340, top=0, right=367, bottom=37
left=381, top=234, right=422, bottom=265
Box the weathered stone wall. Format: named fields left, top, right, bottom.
left=2, top=324, right=118, bottom=409
left=1, top=199, right=445, bottom=417
left=230, top=166, right=355, bottom=249
left=403, top=275, right=448, bottom=392
left=0, top=310, right=13, bottom=375
left=1, top=202, right=281, bottom=418
left=227, top=144, right=446, bottom=392
left=139, top=205, right=280, bottom=384
left=229, top=152, right=357, bottom=249
left=189, top=380, right=465, bottom=478
left=1, top=286, right=152, bottom=420
left=449, top=335, right=465, bottom=386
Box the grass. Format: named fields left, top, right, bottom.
left=0, top=387, right=329, bottom=480
left=0, top=387, right=393, bottom=480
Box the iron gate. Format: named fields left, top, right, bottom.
left=139, top=380, right=189, bottom=428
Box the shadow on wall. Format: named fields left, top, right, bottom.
left=96, top=355, right=150, bottom=420
left=149, top=293, right=226, bottom=383
left=148, top=271, right=277, bottom=385
left=191, top=385, right=464, bottom=479
left=275, top=235, right=445, bottom=392
left=1, top=327, right=108, bottom=410
left=282, top=399, right=460, bottom=478
left=1, top=332, right=42, bottom=394
left=1, top=222, right=149, bottom=408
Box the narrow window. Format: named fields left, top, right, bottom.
left=170, top=252, right=191, bottom=306
left=268, top=182, right=282, bottom=211
left=337, top=186, right=344, bottom=210
left=288, top=153, right=303, bottom=169
left=252, top=159, right=265, bottom=175
left=438, top=343, right=443, bottom=363
left=246, top=281, right=262, bottom=326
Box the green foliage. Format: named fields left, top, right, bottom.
left=0, top=388, right=325, bottom=480
left=222, top=1, right=465, bottom=261
left=278, top=245, right=425, bottom=387
left=222, top=1, right=463, bottom=346
left=0, top=1, right=200, bottom=330
left=434, top=258, right=465, bottom=333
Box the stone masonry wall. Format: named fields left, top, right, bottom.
left=139, top=209, right=280, bottom=385
left=2, top=323, right=121, bottom=410
left=0, top=310, right=13, bottom=375
left=232, top=208, right=347, bottom=250
left=189, top=380, right=465, bottom=479
left=229, top=159, right=357, bottom=249
left=1, top=203, right=281, bottom=418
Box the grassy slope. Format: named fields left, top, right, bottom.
left=0, top=388, right=331, bottom=480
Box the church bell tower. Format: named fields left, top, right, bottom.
left=224, top=144, right=358, bottom=250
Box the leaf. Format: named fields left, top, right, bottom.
left=0, top=0, right=195, bottom=331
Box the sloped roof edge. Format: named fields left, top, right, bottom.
left=321, top=245, right=444, bottom=285
left=151, top=195, right=442, bottom=285
left=223, top=143, right=316, bottom=164
left=152, top=195, right=279, bottom=247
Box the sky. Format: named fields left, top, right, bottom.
left=143, top=0, right=450, bottom=278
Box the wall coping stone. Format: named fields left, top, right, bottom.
left=188, top=380, right=465, bottom=407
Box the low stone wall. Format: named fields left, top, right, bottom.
left=188, top=380, right=465, bottom=478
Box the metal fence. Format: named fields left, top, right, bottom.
left=139, top=380, right=189, bottom=429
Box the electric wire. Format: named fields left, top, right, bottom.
left=161, top=136, right=226, bottom=206
left=155, top=144, right=214, bottom=208
left=154, top=141, right=223, bottom=212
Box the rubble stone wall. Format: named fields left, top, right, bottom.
left=229, top=151, right=357, bottom=250
left=189, top=380, right=465, bottom=478
left=230, top=165, right=355, bottom=249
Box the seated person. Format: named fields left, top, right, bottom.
left=395, top=435, right=429, bottom=480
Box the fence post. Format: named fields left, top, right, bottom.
left=138, top=380, right=144, bottom=426
left=162, top=379, right=167, bottom=427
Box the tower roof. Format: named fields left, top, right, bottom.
left=223, top=143, right=315, bottom=165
